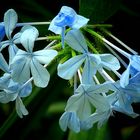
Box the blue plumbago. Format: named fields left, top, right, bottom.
left=113, top=72, right=140, bottom=118
left=58, top=29, right=120, bottom=84
left=0, top=73, right=32, bottom=118
left=0, top=9, right=20, bottom=64
left=48, top=6, right=89, bottom=48
left=60, top=82, right=118, bottom=132
left=0, top=7, right=140, bottom=132
left=10, top=26, right=58, bottom=87
left=120, top=55, right=140, bottom=87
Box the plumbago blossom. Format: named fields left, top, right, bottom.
left=48, top=6, right=89, bottom=48
left=0, top=9, right=20, bottom=64
left=0, top=6, right=140, bottom=133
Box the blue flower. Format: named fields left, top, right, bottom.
left=59, top=111, right=80, bottom=133
left=0, top=23, right=5, bottom=41
left=48, top=6, right=89, bottom=48
left=120, top=55, right=140, bottom=87
left=112, top=72, right=140, bottom=118
left=60, top=82, right=116, bottom=131
left=0, top=9, right=20, bottom=64
left=0, top=73, right=32, bottom=118
left=49, top=6, right=89, bottom=34
left=58, top=29, right=120, bottom=84
left=11, top=26, right=58, bottom=87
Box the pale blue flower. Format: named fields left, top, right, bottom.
left=49, top=6, right=89, bottom=34
left=58, top=29, right=120, bottom=84
left=11, top=26, right=58, bottom=87
left=0, top=73, right=32, bottom=118
left=113, top=73, right=140, bottom=118
left=120, top=55, right=140, bottom=87
left=48, top=6, right=89, bottom=48
left=60, top=82, right=116, bottom=131
left=0, top=9, right=20, bottom=64
left=59, top=111, right=80, bottom=133
left=0, top=73, right=32, bottom=102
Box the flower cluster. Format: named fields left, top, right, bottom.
left=0, top=6, right=140, bottom=132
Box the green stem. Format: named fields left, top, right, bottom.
left=101, top=28, right=138, bottom=55
left=85, top=28, right=131, bottom=58
left=86, top=24, right=112, bottom=28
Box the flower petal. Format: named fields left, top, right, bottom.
left=0, top=91, right=17, bottom=103
left=120, top=64, right=130, bottom=88
left=8, top=44, right=18, bottom=64
left=4, top=9, right=17, bottom=39
left=19, top=82, right=32, bottom=97
left=33, top=49, right=58, bottom=64
left=72, top=15, right=89, bottom=29
left=65, top=29, right=88, bottom=53
left=82, top=58, right=96, bottom=84
left=11, top=53, right=31, bottom=83
left=48, top=16, right=63, bottom=34
left=20, top=26, right=39, bottom=52
left=0, top=23, right=5, bottom=41
left=58, top=54, right=86, bottom=79
left=0, top=52, right=9, bottom=72
left=65, top=91, right=91, bottom=120
left=30, top=58, right=50, bottom=87
left=16, top=96, right=28, bottom=118
left=100, top=54, right=120, bottom=70
left=59, top=111, right=80, bottom=133
left=0, top=73, right=11, bottom=89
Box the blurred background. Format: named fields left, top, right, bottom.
left=0, top=0, right=140, bottom=140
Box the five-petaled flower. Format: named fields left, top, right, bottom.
left=48, top=6, right=89, bottom=48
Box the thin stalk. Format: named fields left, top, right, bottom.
left=36, top=37, right=48, bottom=41
left=93, top=75, right=100, bottom=84
left=112, top=70, right=121, bottom=78
left=44, top=40, right=57, bottom=49
left=99, top=69, right=115, bottom=82
left=17, top=21, right=50, bottom=27
left=86, top=24, right=112, bottom=28
left=78, top=69, right=82, bottom=84
left=93, top=75, right=107, bottom=97
left=74, top=74, right=77, bottom=93
left=103, top=29, right=138, bottom=55
left=104, top=43, right=127, bottom=68
left=85, top=28, right=131, bottom=58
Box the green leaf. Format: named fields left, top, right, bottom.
left=79, top=0, right=122, bottom=23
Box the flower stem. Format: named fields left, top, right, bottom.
left=16, top=21, right=50, bottom=27
left=102, top=29, right=138, bottom=55
left=99, top=69, right=115, bottom=82
left=74, top=73, right=77, bottom=93
left=86, top=24, right=113, bottom=28
left=104, top=43, right=127, bottom=68
left=78, top=69, right=82, bottom=84
left=85, top=28, right=131, bottom=58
